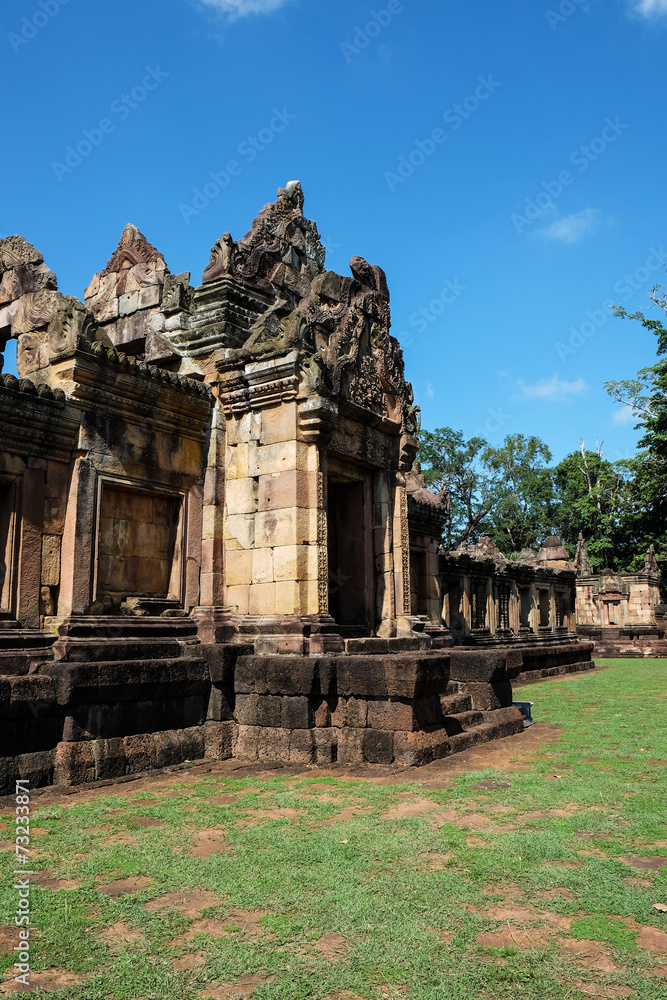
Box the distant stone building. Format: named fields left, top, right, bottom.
left=0, top=183, right=593, bottom=791
left=574, top=537, right=667, bottom=656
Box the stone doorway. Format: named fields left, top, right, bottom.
left=94, top=482, right=183, bottom=606
left=0, top=479, right=19, bottom=621
left=326, top=472, right=373, bottom=634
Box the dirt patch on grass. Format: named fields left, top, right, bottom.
left=97, top=875, right=154, bottom=896
left=477, top=927, right=551, bottom=949
left=466, top=836, right=491, bottom=848
left=574, top=984, right=633, bottom=997
left=129, top=816, right=166, bottom=829
left=561, top=939, right=625, bottom=973
left=308, top=932, right=350, bottom=961
left=472, top=779, right=512, bottom=791
left=184, top=910, right=270, bottom=941
left=146, top=890, right=221, bottom=917
left=0, top=928, right=16, bottom=955
left=31, top=870, right=82, bottom=891
left=210, top=794, right=243, bottom=806
left=620, top=855, right=667, bottom=871
left=321, top=805, right=373, bottom=826
left=106, top=833, right=138, bottom=846
left=173, top=950, right=206, bottom=970
left=482, top=882, right=524, bottom=897
left=622, top=875, right=652, bottom=888
left=383, top=798, right=438, bottom=820
left=101, top=919, right=144, bottom=951
left=198, top=976, right=274, bottom=999
left=241, top=806, right=299, bottom=821
left=190, top=828, right=231, bottom=858
left=0, top=969, right=84, bottom=995
left=544, top=888, right=575, bottom=901
left=418, top=852, right=453, bottom=870
left=611, top=917, right=667, bottom=954
left=485, top=904, right=536, bottom=922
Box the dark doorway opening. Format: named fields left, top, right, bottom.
left=327, top=477, right=372, bottom=634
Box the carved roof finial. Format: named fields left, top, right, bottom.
left=0, top=235, right=43, bottom=274
left=101, top=224, right=169, bottom=276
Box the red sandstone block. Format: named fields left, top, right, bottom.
left=367, top=699, right=416, bottom=732
left=258, top=726, right=291, bottom=763
left=289, top=729, right=316, bottom=765
left=123, top=734, right=158, bottom=774
left=313, top=728, right=337, bottom=764
left=235, top=655, right=318, bottom=696
left=236, top=725, right=259, bottom=761
left=346, top=696, right=368, bottom=728
left=281, top=696, right=311, bottom=730
left=204, top=720, right=237, bottom=760
left=314, top=700, right=331, bottom=727
left=53, top=741, right=96, bottom=785
left=362, top=729, right=394, bottom=764
left=393, top=730, right=452, bottom=767
left=91, top=737, right=126, bottom=779
left=330, top=696, right=347, bottom=728
left=257, top=470, right=319, bottom=511
left=337, top=728, right=365, bottom=764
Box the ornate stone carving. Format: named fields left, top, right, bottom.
left=0, top=236, right=43, bottom=273
left=101, top=224, right=169, bottom=276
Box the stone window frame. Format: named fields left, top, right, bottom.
left=0, top=474, right=21, bottom=621
left=471, top=578, right=488, bottom=631
left=91, top=473, right=189, bottom=608
left=497, top=580, right=511, bottom=632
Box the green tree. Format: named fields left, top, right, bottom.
left=482, top=434, right=554, bottom=555
left=418, top=428, right=554, bottom=554
left=605, top=282, right=667, bottom=565
left=551, top=440, right=632, bottom=572
left=418, top=427, right=502, bottom=549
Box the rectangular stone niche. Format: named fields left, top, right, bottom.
left=97, top=483, right=180, bottom=597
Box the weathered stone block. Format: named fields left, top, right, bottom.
left=366, top=699, right=416, bottom=732
left=281, top=695, right=311, bottom=729
left=226, top=549, right=253, bottom=587
left=53, top=741, right=96, bottom=785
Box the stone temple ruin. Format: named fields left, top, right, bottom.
left=0, top=182, right=594, bottom=793
left=574, top=537, right=667, bottom=657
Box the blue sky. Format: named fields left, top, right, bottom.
left=3, top=0, right=667, bottom=464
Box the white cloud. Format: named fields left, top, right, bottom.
left=197, top=0, right=291, bottom=21
left=633, top=0, right=667, bottom=17
left=538, top=208, right=607, bottom=245
left=518, top=375, right=587, bottom=403
left=426, top=382, right=434, bottom=398
left=612, top=404, right=639, bottom=425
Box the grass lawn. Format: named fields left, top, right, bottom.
left=0, top=657, right=666, bottom=999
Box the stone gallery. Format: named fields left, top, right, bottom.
left=574, top=537, right=667, bottom=657
left=0, top=182, right=594, bottom=792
